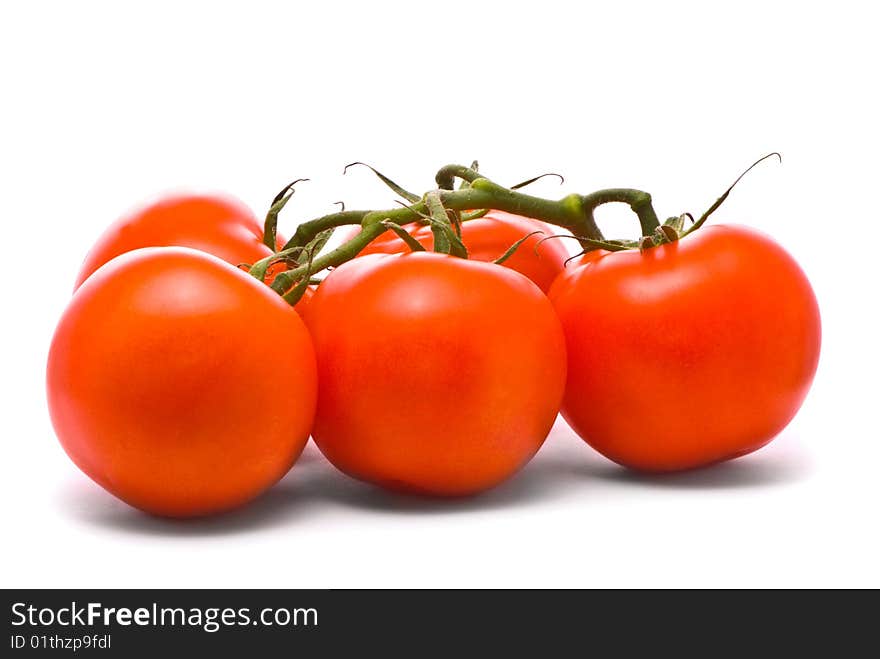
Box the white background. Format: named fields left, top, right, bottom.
left=2, top=1, right=877, bottom=588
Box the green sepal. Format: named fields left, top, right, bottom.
left=511, top=172, right=564, bottom=190
left=444, top=226, right=469, bottom=258
left=296, top=228, right=335, bottom=266
left=652, top=225, right=680, bottom=245
left=249, top=244, right=305, bottom=282
left=431, top=221, right=451, bottom=254
left=344, top=162, right=420, bottom=203
left=381, top=221, right=426, bottom=252
left=686, top=152, right=781, bottom=235
left=267, top=230, right=330, bottom=294
left=264, top=179, right=309, bottom=250
left=663, top=215, right=685, bottom=233
left=425, top=192, right=467, bottom=258
left=461, top=209, right=490, bottom=221
left=578, top=237, right=633, bottom=253
left=282, top=275, right=312, bottom=306
left=494, top=231, right=543, bottom=265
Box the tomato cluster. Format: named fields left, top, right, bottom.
left=47, top=163, right=821, bottom=517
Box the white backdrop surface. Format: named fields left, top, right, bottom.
left=1, top=1, right=876, bottom=588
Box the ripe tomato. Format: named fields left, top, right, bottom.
left=305, top=252, right=566, bottom=496
left=48, top=247, right=317, bottom=517
left=293, top=284, right=316, bottom=316
left=74, top=194, right=285, bottom=289
left=342, top=211, right=570, bottom=293
left=549, top=225, right=821, bottom=471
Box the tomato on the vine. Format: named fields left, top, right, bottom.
left=74, top=194, right=285, bottom=289
left=305, top=252, right=567, bottom=496
left=342, top=211, right=570, bottom=293
left=549, top=224, right=821, bottom=471
left=48, top=247, right=317, bottom=517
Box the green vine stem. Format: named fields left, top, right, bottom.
left=581, top=189, right=660, bottom=237
left=261, top=154, right=782, bottom=304
left=281, top=210, right=370, bottom=251
left=435, top=164, right=483, bottom=190
left=278, top=179, right=617, bottom=253
left=272, top=222, right=388, bottom=303
left=259, top=165, right=681, bottom=305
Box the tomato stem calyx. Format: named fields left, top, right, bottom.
left=263, top=179, right=309, bottom=250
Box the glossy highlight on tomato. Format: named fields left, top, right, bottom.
left=74, top=194, right=284, bottom=289
left=549, top=225, right=821, bottom=472
left=305, top=252, right=567, bottom=496
left=48, top=247, right=317, bottom=517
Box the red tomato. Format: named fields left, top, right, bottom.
left=48, top=247, right=317, bottom=517
left=74, top=194, right=285, bottom=289
left=341, top=211, right=570, bottom=293
left=549, top=225, right=821, bottom=471
left=304, top=252, right=567, bottom=496
left=293, top=284, right=316, bottom=316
